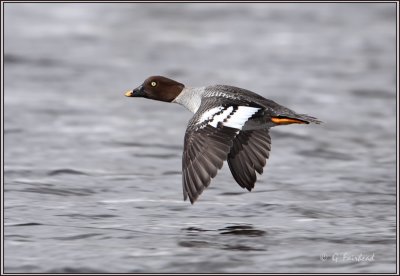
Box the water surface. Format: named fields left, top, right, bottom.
left=4, top=3, right=396, bottom=273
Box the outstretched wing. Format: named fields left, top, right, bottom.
left=182, top=103, right=262, bottom=203
left=227, top=129, right=271, bottom=191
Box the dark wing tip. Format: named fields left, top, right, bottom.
left=189, top=196, right=197, bottom=204
left=227, top=129, right=271, bottom=192
left=182, top=123, right=240, bottom=205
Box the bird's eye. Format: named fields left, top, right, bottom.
left=151, top=81, right=157, bottom=87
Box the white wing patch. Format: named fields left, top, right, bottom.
left=199, top=106, right=260, bottom=130
left=198, top=106, right=224, bottom=124
left=223, top=106, right=260, bottom=129
left=209, top=106, right=234, bottom=128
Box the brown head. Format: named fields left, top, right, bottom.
left=124, top=76, right=185, bottom=102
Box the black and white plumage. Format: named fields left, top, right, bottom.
left=125, top=76, right=321, bottom=204
left=182, top=102, right=265, bottom=202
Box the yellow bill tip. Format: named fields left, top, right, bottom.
left=124, top=90, right=133, bottom=97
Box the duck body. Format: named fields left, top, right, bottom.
left=125, top=76, right=321, bottom=204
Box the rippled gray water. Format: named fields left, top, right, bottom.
left=4, top=3, right=397, bottom=273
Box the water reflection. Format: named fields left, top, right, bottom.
left=218, top=225, right=267, bottom=237
left=179, top=224, right=267, bottom=252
